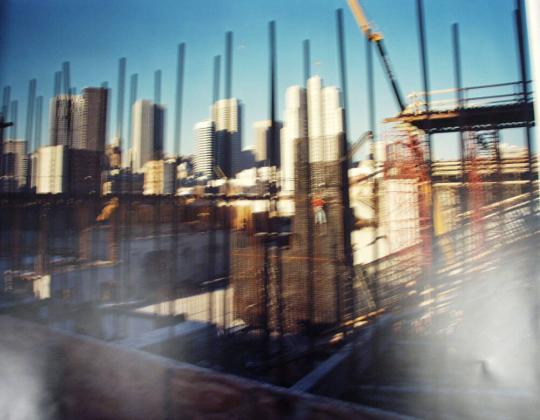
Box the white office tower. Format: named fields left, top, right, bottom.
left=321, top=86, right=344, bottom=161
left=281, top=86, right=307, bottom=195
left=212, top=98, right=242, bottom=177
left=306, top=75, right=344, bottom=163
left=131, top=99, right=165, bottom=172
left=2, top=140, right=28, bottom=189
left=254, top=120, right=271, bottom=163
left=194, top=120, right=216, bottom=179
left=36, top=145, right=67, bottom=194
left=254, top=120, right=283, bottom=165
left=49, top=95, right=86, bottom=149
left=307, top=76, right=323, bottom=163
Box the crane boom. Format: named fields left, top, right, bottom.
left=347, top=0, right=407, bottom=112
left=347, top=0, right=372, bottom=37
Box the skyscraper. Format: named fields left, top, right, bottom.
left=82, top=87, right=108, bottom=152
left=254, top=120, right=282, bottom=165
left=131, top=99, right=165, bottom=172
left=194, top=120, right=215, bottom=179
left=279, top=76, right=344, bottom=197
left=49, top=95, right=85, bottom=149
left=1, top=140, right=28, bottom=190
left=212, top=98, right=242, bottom=177
left=281, top=86, right=307, bottom=195
left=307, top=75, right=344, bottom=163
left=49, top=87, right=108, bottom=151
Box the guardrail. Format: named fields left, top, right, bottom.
left=404, top=81, right=534, bottom=115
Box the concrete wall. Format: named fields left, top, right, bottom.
left=0, top=316, right=399, bottom=420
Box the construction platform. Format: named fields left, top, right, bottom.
left=385, top=82, right=535, bottom=133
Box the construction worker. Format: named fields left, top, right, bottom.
left=312, top=196, right=327, bottom=224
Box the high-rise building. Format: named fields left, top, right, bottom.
left=1, top=140, right=28, bottom=190
left=82, top=88, right=108, bottom=152
left=194, top=120, right=216, bottom=179
left=131, top=99, right=165, bottom=172
left=49, top=95, right=86, bottom=149
left=254, top=120, right=282, bottom=165
left=36, top=145, right=67, bottom=194
left=281, top=86, right=307, bottom=195
left=212, top=98, right=242, bottom=177
left=279, top=76, right=344, bottom=196
left=49, top=87, right=108, bottom=151
left=307, top=75, right=344, bottom=163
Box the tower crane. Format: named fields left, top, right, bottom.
left=347, top=0, right=407, bottom=112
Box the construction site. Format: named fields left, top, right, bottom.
left=0, top=0, right=539, bottom=418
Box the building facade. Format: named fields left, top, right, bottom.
left=1, top=139, right=28, bottom=190
left=142, top=158, right=177, bottom=195
left=194, top=120, right=216, bottom=179
left=254, top=120, right=282, bottom=166
left=49, top=87, right=108, bottom=151
left=49, top=95, right=86, bottom=149
left=212, top=98, right=242, bottom=177
left=281, top=86, right=307, bottom=196
left=82, top=87, right=108, bottom=152
left=131, top=100, right=165, bottom=172
left=36, top=145, right=67, bottom=194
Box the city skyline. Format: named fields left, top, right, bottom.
left=0, top=0, right=528, bottom=160
left=0, top=2, right=538, bottom=418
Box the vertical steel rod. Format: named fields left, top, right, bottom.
left=34, top=96, right=43, bottom=149
left=174, top=43, right=186, bottom=156
left=1, top=86, right=10, bottom=118
left=128, top=74, right=138, bottom=167
left=154, top=70, right=162, bottom=105
left=303, top=39, right=311, bottom=86
left=225, top=31, right=233, bottom=99
left=213, top=55, right=221, bottom=105
left=416, top=0, right=436, bottom=256
left=514, top=1, right=535, bottom=212
left=116, top=57, right=127, bottom=145
left=268, top=20, right=278, bottom=167
left=452, top=23, right=467, bottom=219
left=9, top=100, right=17, bottom=139
left=26, top=79, right=36, bottom=152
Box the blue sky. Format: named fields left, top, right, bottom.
left=0, top=0, right=531, bottom=159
